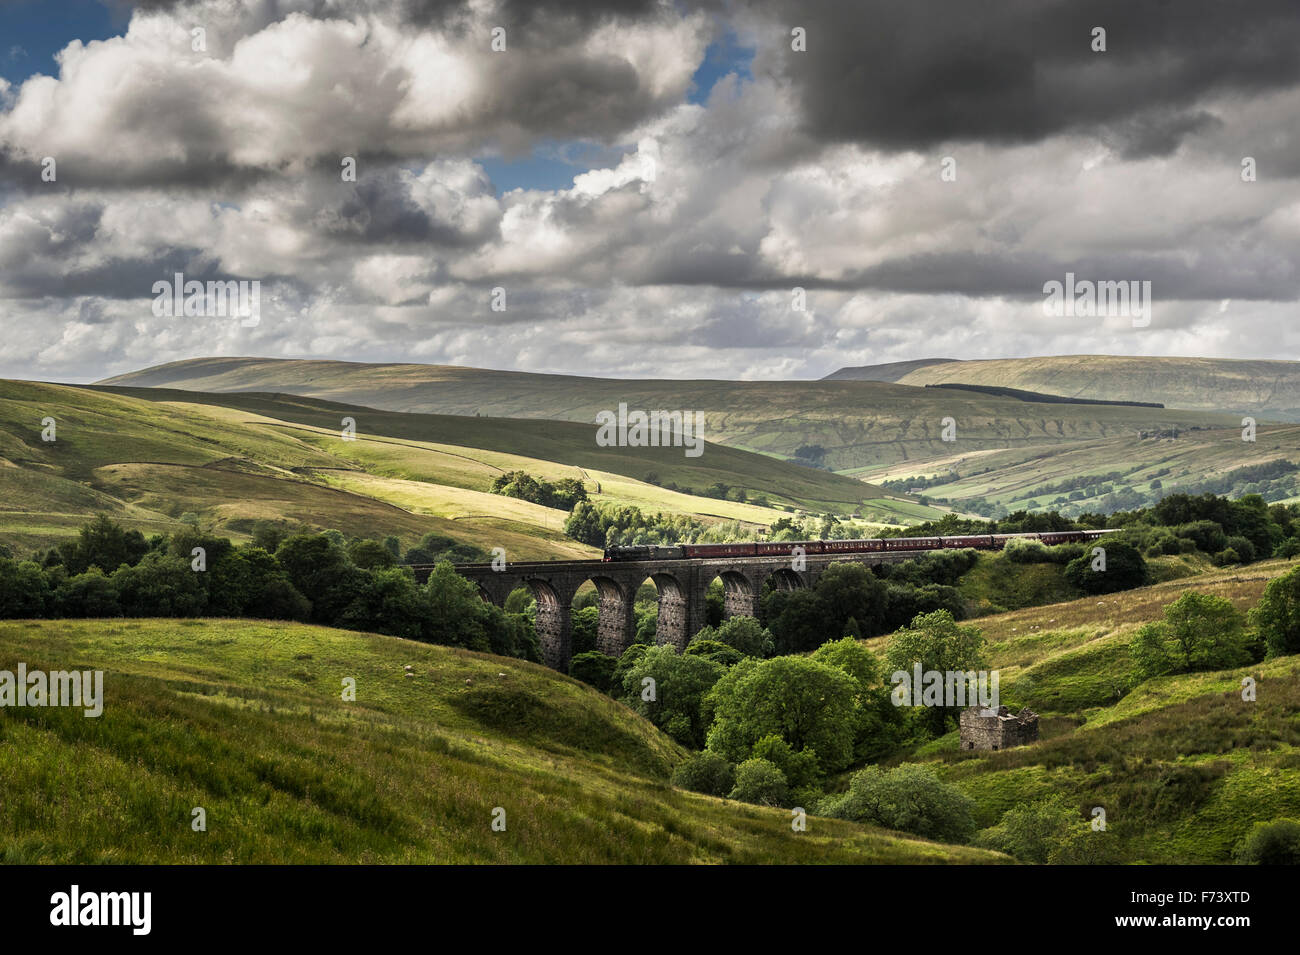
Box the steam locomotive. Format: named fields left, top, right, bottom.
left=602, top=529, right=1114, bottom=562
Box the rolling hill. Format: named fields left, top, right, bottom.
left=827, top=355, right=1300, bottom=421
left=0, top=618, right=1007, bottom=864
left=99, top=357, right=1240, bottom=477
left=864, top=558, right=1300, bottom=863
left=0, top=379, right=897, bottom=558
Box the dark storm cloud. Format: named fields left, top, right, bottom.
left=402, top=0, right=666, bottom=27
left=753, top=0, right=1300, bottom=154
left=829, top=250, right=1300, bottom=303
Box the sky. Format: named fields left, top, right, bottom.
left=0, top=0, right=1297, bottom=383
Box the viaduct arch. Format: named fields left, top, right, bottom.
left=422, top=550, right=917, bottom=672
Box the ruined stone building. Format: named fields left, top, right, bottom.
left=959, top=705, right=1039, bottom=751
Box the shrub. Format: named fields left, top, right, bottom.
left=751, top=734, right=821, bottom=789
left=1273, top=538, right=1300, bottom=559
left=692, top=616, right=775, bottom=658
left=1249, top=565, right=1300, bottom=658
left=705, top=656, right=858, bottom=773
left=817, top=763, right=976, bottom=843
left=728, top=758, right=789, bottom=807
left=1003, top=538, right=1051, bottom=563
left=974, top=796, right=1076, bottom=863
left=1130, top=591, right=1251, bottom=680
left=1064, top=539, right=1148, bottom=594
left=1224, top=535, right=1256, bottom=563
left=671, top=751, right=735, bottom=797
left=621, top=644, right=723, bottom=748
left=1233, top=818, right=1300, bottom=865
left=569, top=651, right=616, bottom=693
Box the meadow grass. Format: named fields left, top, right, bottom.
left=0, top=619, right=1006, bottom=864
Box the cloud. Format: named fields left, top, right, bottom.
left=0, top=0, right=709, bottom=187
left=0, top=0, right=1297, bottom=383
left=747, top=0, right=1300, bottom=155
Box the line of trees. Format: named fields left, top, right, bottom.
left=0, top=515, right=539, bottom=660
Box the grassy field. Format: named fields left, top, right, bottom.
left=107, top=356, right=1300, bottom=521
left=867, top=557, right=1300, bottom=862
left=0, top=618, right=1005, bottom=864
left=862, top=423, right=1300, bottom=516
left=94, top=384, right=885, bottom=511
left=99, top=358, right=1239, bottom=474
left=0, top=379, right=896, bottom=558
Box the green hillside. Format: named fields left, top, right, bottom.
left=98, top=357, right=1238, bottom=475
left=830, top=355, right=1300, bottom=421
left=866, top=559, right=1300, bottom=863
left=0, top=379, right=895, bottom=558
left=0, top=618, right=1005, bottom=864
left=863, top=422, right=1300, bottom=518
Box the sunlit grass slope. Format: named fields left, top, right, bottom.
left=0, top=619, right=1006, bottom=864
left=869, top=557, right=1300, bottom=863
left=0, top=379, right=899, bottom=557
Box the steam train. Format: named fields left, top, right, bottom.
left=602, top=529, right=1114, bottom=562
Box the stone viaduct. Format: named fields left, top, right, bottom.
left=415, top=552, right=919, bottom=672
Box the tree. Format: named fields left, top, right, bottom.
left=670, top=751, right=735, bottom=797
left=728, top=758, right=789, bottom=807
left=111, top=552, right=208, bottom=617
left=705, top=656, right=858, bottom=773
left=611, top=643, right=650, bottom=692
left=1249, top=565, right=1300, bottom=658
left=275, top=534, right=364, bottom=624
left=817, top=763, right=976, bottom=843
left=348, top=539, right=397, bottom=570
left=621, top=644, right=723, bottom=748
left=571, top=605, right=599, bottom=656
left=251, top=520, right=292, bottom=553
left=61, top=514, right=149, bottom=575
left=1233, top=818, right=1300, bottom=865
left=207, top=547, right=308, bottom=620
left=1129, top=623, right=1176, bottom=682
left=884, top=610, right=987, bottom=736
left=1064, top=538, right=1148, bottom=594
left=563, top=501, right=606, bottom=547
left=634, top=606, right=657, bottom=644
left=569, top=651, right=617, bottom=693
left=340, top=567, right=432, bottom=641
left=813, top=637, right=903, bottom=760
left=1131, top=592, right=1250, bottom=679
left=812, top=636, right=879, bottom=688
left=423, top=562, right=504, bottom=651
left=53, top=569, right=121, bottom=617
left=691, top=616, right=774, bottom=658
left=0, top=559, right=50, bottom=618
left=815, top=562, right=887, bottom=637
left=763, top=589, right=826, bottom=655
left=974, top=796, right=1077, bottom=863
left=684, top=638, right=743, bottom=667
